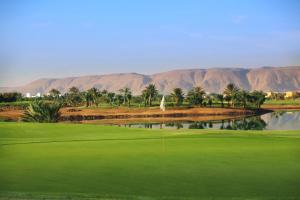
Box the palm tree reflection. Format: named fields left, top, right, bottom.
left=165, top=122, right=184, bottom=129
left=188, top=117, right=267, bottom=130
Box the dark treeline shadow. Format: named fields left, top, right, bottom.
left=221, top=117, right=267, bottom=130
left=165, top=122, right=184, bottom=129
left=122, top=116, right=267, bottom=130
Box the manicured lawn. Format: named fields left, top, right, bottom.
left=265, top=99, right=300, bottom=105
left=0, top=122, right=300, bottom=200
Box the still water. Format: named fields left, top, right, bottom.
left=117, top=111, right=300, bottom=130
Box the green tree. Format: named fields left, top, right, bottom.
left=107, top=92, right=115, bottom=105
left=224, top=95, right=231, bottom=107
left=250, top=91, right=266, bottom=108
left=119, top=87, right=132, bottom=106
left=87, top=88, right=101, bottom=107
left=22, top=101, right=61, bottom=123
left=171, top=88, right=184, bottom=106
left=233, top=90, right=249, bottom=108
left=101, top=90, right=108, bottom=96
left=84, top=91, right=93, bottom=107
left=186, top=87, right=205, bottom=106
left=215, top=94, right=224, bottom=107
left=65, top=87, right=83, bottom=106
left=142, top=84, right=158, bottom=106
left=69, top=86, right=80, bottom=94
left=49, top=89, right=60, bottom=99
left=0, top=92, right=23, bottom=102
left=115, top=94, right=124, bottom=106
left=223, top=83, right=239, bottom=107
left=207, top=95, right=213, bottom=107
left=270, top=92, right=284, bottom=100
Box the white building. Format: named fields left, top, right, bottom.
left=25, top=92, right=42, bottom=98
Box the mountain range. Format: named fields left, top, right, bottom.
left=1, top=66, right=300, bottom=95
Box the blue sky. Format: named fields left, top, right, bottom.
left=0, top=0, right=300, bottom=87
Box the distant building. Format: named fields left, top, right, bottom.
left=284, top=91, right=294, bottom=99
left=284, top=91, right=300, bottom=99
left=265, top=91, right=280, bottom=98
left=25, top=92, right=42, bottom=98
left=265, top=91, right=272, bottom=98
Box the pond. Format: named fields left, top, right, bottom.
left=114, top=111, right=300, bottom=130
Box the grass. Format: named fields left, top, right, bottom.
left=264, top=99, right=300, bottom=105
left=0, top=101, right=30, bottom=107
left=0, top=122, right=300, bottom=200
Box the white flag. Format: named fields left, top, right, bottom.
left=160, top=95, right=166, bottom=111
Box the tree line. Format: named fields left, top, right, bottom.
left=0, top=92, right=22, bottom=102
left=42, top=83, right=265, bottom=109
left=0, top=83, right=266, bottom=109
left=19, top=83, right=267, bottom=123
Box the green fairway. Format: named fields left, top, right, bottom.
left=264, top=99, right=300, bottom=105
left=0, top=123, right=300, bottom=200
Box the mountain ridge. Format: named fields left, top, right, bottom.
left=1, top=66, right=300, bottom=95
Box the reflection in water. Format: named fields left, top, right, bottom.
left=261, top=111, right=300, bottom=130
left=222, top=117, right=267, bottom=130
left=189, top=122, right=206, bottom=129
left=185, top=116, right=266, bottom=130
left=165, top=122, right=184, bottom=129
left=118, top=111, right=300, bottom=130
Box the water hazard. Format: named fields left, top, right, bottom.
left=114, top=111, right=300, bottom=130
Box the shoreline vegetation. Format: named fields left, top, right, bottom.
left=61, top=107, right=269, bottom=122
left=1, top=106, right=272, bottom=122
left=0, top=102, right=300, bottom=123
left=0, top=83, right=299, bottom=123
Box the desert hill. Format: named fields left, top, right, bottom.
left=1, top=66, right=300, bottom=95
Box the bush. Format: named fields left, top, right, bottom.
left=22, top=101, right=62, bottom=123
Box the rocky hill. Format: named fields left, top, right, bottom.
left=1, top=66, right=300, bottom=95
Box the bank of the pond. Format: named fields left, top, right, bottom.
left=0, top=106, right=270, bottom=122
left=79, top=115, right=246, bottom=125
left=262, top=104, right=300, bottom=110
left=61, top=107, right=269, bottom=121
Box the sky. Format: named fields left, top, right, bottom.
left=0, top=0, right=300, bottom=87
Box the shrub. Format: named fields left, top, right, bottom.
left=22, top=101, right=62, bottom=123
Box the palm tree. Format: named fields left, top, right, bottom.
left=107, top=92, right=115, bottom=105
left=223, top=83, right=239, bottom=107
left=84, top=91, right=93, bottom=107
left=142, top=89, right=149, bottom=107
left=49, top=89, right=60, bottom=99
left=171, top=88, right=184, bottom=106
left=250, top=91, right=266, bottom=108
left=143, top=84, right=158, bottom=106
left=187, top=87, right=205, bottom=106
left=207, top=95, right=213, bottom=107
left=115, top=94, right=124, bottom=106
left=126, top=92, right=132, bottom=107
left=224, top=95, right=230, bottom=107
left=22, top=101, right=62, bottom=123
left=87, top=87, right=101, bottom=107
left=101, top=90, right=108, bottom=95
left=215, top=94, right=224, bottom=107
left=66, top=87, right=83, bottom=106
left=233, top=90, right=249, bottom=108
left=69, top=86, right=80, bottom=94
left=119, top=87, right=132, bottom=106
